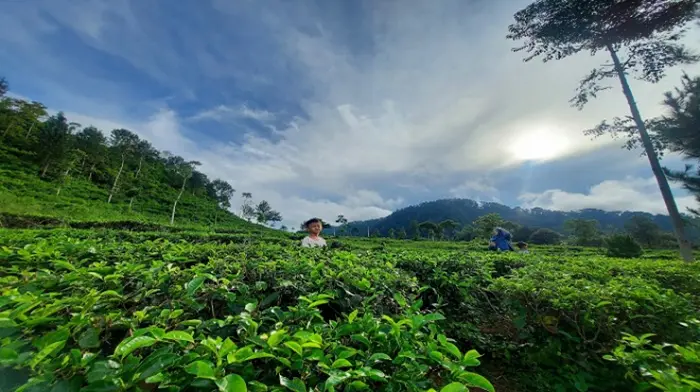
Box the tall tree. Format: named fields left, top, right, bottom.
left=418, top=221, right=439, bottom=240
left=652, top=74, right=700, bottom=216
left=336, top=214, right=348, bottom=236
left=107, top=129, right=140, bottom=204
left=167, top=156, right=201, bottom=225
left=209, top=179, right=235, bottom=226
left=241, top=192, right=255, bottom=221
left=74, top=127, right=108, bottom=181
left=255, top=200, right=282, bottom=226
left=438, top=219, right=460, bottom=240
left=35, top=113, right=74, bottom=177
left=625, top=215, right=663, bottom=248
left=473, top=213, right=505, bottom=239
left=507, top=0, right=698, bottom=261
left=409, top=220, right=420, bottom=239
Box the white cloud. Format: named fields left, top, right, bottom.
left=519, top=177, right=698, bottom=215
left=190, top=104, right=275, bottom=123
left=5, top=0, right=700, bottom=227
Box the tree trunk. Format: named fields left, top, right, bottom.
left=128, top=157, right=144, bottom=210
left=108, top=154, right=125, bottom=204
left=41, top=161, right=51, bottom=177
left=171, top=176, right=187, bottom=225
left=88, top=164, right=96, bottom=181
left=24, top=121, right=35, bottom=139
left=2, top=119, right=14, bottom=138
left=56, top=167, right=72, bottom=196
left=608, top=45, right=694, bottom=262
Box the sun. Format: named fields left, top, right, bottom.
left=508, top=127, right=571, bottom=162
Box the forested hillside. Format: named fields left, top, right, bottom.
left=0, top=78, right=283, bottom=230
left=346, top=198, right=700, bottom=245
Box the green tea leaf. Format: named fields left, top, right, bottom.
left=367, top=353, right=391, bottom=362
left=308, top=300, right=329, bottom=308
left=440, top=382, right=466, bottom=392
left=347, top=309, right=358, bottom=323
left=30, top=340, right=66, bottom=369
left=462, top=349, right=481, bottom=366
left=114, top=336, right=156, bottom=358
left=78, top=328, right=101, bottom=349
left=186, top=275, right=208, bottom=297
left=331, top=358, right=353, bottom=368
left=280, top=376, right=306, bottom=392
left=268, top=330, right=287, bottom=348
left=284, top=341, right=303, bottom=356
left=462, top=372, right=495, bottom=392
left=216, top=373, right=247, bottom=392
left=185, top=360, right=217, bottom=380
left=163, top=330, right=194, bottom=343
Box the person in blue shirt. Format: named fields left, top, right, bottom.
left=488, top=227, right=514, bottom=251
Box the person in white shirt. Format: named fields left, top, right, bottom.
left=301, top=218, right=327, bottom=248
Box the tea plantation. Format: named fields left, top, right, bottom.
left=1, top=224, right=699, bottom=392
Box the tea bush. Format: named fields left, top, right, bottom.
left=0, top=229, right=698, bottom=391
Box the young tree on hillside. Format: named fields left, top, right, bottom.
left=167, top=156, right=201, bottom=225
left=625, top=215, right=663, bottom=248
left=507, top=0, right=699, bottom=261
left=209, top=179, right=235, bottom=226
left=74, top=127, right=108, bottom=181
left=255, top=200, right=282, bottom=226
left=336, top=214, right=348, bottom=236
left=35, top=113, right=74, bottom=177
left=107, top=129, right=140, bottom=204
left=241, top=192, right=255, bottom=221
left=55, top=149, right=86, bottom=196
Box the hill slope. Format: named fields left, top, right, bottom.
left=348, top=198, right=697, bottom=237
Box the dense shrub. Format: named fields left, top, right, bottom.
left=528, top=228, right=562, bottom=245
left=606, top=234, right=644, bottom=258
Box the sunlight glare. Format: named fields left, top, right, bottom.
left=508, top=127, right=571, bottom=162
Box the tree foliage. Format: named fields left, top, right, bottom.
left=507, top=0, right=699, bottom=107
left=625, top=215, right=663, bottom=248
left=529, top=228, right=562, bottom=245
left=0, top=79, right=285, bottom=227
left=565, top=218, right=603, bottom=247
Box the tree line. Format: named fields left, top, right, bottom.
left=0, top=79, right=282, bottom=226
left=330, top=211, right=675, bottom=249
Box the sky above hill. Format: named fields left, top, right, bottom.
left=2, top=0, right=700, bottom=227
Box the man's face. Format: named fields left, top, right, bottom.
left=308, top=222, right=322, bottom=235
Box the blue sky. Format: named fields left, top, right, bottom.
left=2, top=0, right=700, bottom=227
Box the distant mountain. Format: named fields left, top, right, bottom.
left=346, top=198, right=692, bottom=237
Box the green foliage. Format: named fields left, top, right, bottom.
left=473, top=213, right=505, bottom=239
left=565, top=218, right=604, bottom=247
left=605, top=323, right=700, bottom=391
left=0, top=230, right=496, bottom=392
left=606, top=233, right=644, bottom=258
left=528, top=228, right=562, bottom=245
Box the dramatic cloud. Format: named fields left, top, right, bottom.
left=519, top=177, right=697, bottom=215
left=2, top=0, right=700, bottom=226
